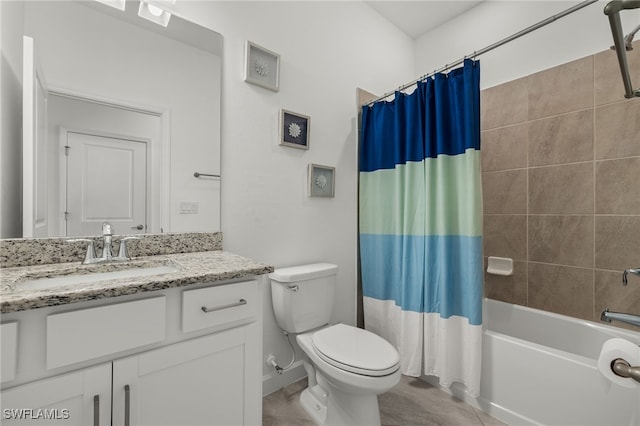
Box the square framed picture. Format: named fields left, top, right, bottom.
left=280, top=109, right=310, bottom=150
left=244, top=41, right=280, bottom=91
left=308, top=164, right=335, bottom=198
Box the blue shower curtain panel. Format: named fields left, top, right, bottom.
left=359, top=59, right=483, bottom=396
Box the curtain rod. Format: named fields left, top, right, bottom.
left=365, top=0, right=599, bottom=107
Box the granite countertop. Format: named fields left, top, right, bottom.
left=0, top=251, right=274, bottom=314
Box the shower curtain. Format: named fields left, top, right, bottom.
left=359, top=59, right=483, bottom=395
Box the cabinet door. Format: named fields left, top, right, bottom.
left=0, top=363, right=111, bottom=425
left=112, top=324, right=260, bottom=426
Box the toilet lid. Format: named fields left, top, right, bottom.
left=311, top=324, right=399, bottom=377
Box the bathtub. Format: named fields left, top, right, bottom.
left=425, top=298, right=640, bottom=426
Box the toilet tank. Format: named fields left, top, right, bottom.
left=269, top=263, right=338, bottom=333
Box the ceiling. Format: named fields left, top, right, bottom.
left=366, top=1, right=484, bottom=39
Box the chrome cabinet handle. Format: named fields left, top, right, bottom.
left=124, top=384, right=130, bottom=426
left=201, top=299, right=247, bottom=313
left=93, top=395, right=99, bottom=426
left=131, top=224, right=144, bottom=230
left=194, top=172, right=220, bottom=178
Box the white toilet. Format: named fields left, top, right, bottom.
left=269, top=263, right=400, bottom=426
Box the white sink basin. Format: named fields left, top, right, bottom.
left=18, top=264, right=180, bottom=292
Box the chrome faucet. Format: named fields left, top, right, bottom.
left=623, top=268, right=640, bottom=285
left=68, top=222, right=138, bottom=264
left=101, top=222, right=114, bottom=262
left=598, top=267, right=640, bottom=328
left=601, top=308, right=640, bottom=328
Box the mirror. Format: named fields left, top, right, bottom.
left=18, top=0, right=221, bottom=238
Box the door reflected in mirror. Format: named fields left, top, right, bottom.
left=17, top=0, right=221, bottom=238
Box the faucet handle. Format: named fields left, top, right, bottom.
left=67, top=239, right=97, bottom=264
left=114, top=237, right=140, bottom=261
left=623, top=268, right=640, bottom=285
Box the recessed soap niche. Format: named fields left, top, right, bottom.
left=487, top=256, right=513, bottom=276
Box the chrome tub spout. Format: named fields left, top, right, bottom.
left=601, top=308, right=640, bottom=328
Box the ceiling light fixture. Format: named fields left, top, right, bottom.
left=95, top=0, right=126, bottom=11
left=138, top=0, right=174, bottom=27
left=147, top=4, right=164, bottom=17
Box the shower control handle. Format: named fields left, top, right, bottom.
left=612, top=358, right=640, bottom=383
left=622, top=268, right=640, bottom=285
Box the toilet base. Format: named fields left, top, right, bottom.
left=299, top=375, right=383, bottom=426
left=300, top=386, right=328, bottom=425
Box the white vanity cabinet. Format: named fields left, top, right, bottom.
left=1, top=363, right=111, bottom=426
left=113, top=325, right=259, bottom=426
left=0, top=278, right=262, bottom=426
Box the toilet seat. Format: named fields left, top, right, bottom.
left=311, top=324, right=399, bottom=377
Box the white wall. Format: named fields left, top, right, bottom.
left=0, top=1, right=24, bottom=238
left=171, top=1, right=415, bottom=393
left=415, top=0, right=640, bottom=90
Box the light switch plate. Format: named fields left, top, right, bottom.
left=179, top=201, right=199, bottom=214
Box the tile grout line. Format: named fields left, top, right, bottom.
left=592, top=53, right=597, bottom=323
left=525, top=75, right=530, bottom=308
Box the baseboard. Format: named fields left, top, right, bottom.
left=262, top=360, right=307, bottom=397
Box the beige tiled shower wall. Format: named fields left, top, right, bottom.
left=481, top=40, right=640, bottom=330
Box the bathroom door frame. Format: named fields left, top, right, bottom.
left=22, top=36, right=49, bottom=238
left=50, top=87, right=171, bottom=235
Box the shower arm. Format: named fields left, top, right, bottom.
left=604, top=0, right=640, bottom=98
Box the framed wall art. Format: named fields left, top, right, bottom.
left=280, top=109, right=310, bottom=150
left=244, top=41, right=280, bottom=91
left=308, top=164, right=335, bottom=198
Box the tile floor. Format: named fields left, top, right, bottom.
left=263, top=375, right=507, bottom=426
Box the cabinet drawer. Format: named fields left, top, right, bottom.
left=1, top=322, right=18, bottom=383
left=182, top=280, right=257, bottom=333
left=47, top=297, right=166, bottom=369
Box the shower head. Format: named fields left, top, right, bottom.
left=604, top=0, right=640, bottom=98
